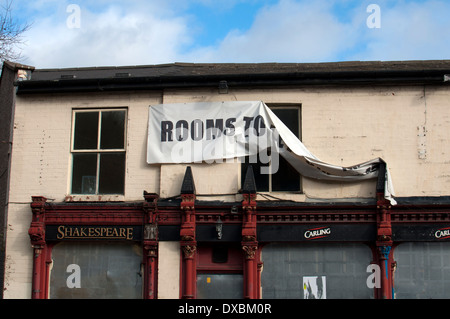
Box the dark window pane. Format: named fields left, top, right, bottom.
left=271, top=108, right=301, bottom=191
left=72, top=153, right=97, bottom=194
left=98, top=153, right=125, bottom=194
left=74, top=112, right=99, bottom=150
left=241, top=160, right=269, bottom=192
left=272, top=157, right=301, bottom=191
left=273, top=108, right=299, bottom=137
left=100, top=111, right=125, bottom=149
left=240, top=107, right=301, bottom=192
left=212, top=245, right=228, bottom=263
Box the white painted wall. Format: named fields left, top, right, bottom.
left=157, top=241, right=180, bottom=299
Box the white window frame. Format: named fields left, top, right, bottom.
left=70, top=108, right=128, bottom=195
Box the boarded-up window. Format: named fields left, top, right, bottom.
left=261, top=243, right=373, bottom=299
left=197, top=274, right=243, bottom=299
left=50, top=242, right=142, bottom=299
left=394, top=242, right=450, bottom=299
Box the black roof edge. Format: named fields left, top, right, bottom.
left=14, top=62, right=450, bottom=94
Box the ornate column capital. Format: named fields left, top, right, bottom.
left=242, top=244, right=257, bottom=259
left=182, top=244, right=197, bottom=259
left=29, top=196, right=48, bottom=247
left=28, top=222, right=45, bottom=247
left=376, top=198, right=393, bottom=247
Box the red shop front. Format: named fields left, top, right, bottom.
left=28, top=166, right=450, bottom=299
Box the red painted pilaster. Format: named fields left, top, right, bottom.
left=242, top=192, right=258, bottom=299
left=29, top=196, right=48, bottom=299
left=143, top=192, right=159, bottom=299
left=180, top=192, right=197, bottom=299
left=143, top=241, right=158, bottom=299
left=181, top=241, right=197, bottom=299
left=376, top=195, right=393, bottom=299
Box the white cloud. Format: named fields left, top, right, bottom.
left=17, top=0, right=450, bottom=68
left=184, top=0, right=450, bottom=63
left=353, top=0, right=450, bottom=61
left=21, top=1, right=194, bottom=68
left=184, top=0, right=360, bottom=63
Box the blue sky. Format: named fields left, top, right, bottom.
left=7, top=0, right=450, bottom=68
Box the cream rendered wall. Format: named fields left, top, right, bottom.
left=300, top=85, right=450, bottom=199
left=4, top=91, right=162, bottom=298
left=157, top=241, right=180, bottom=299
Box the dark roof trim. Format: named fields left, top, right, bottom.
left=44, top=195, right=450, bottom=209
left=2, top=60, right=35, bottom=72
left=15, top=60, right=450, bottom=94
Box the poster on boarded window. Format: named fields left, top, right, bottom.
left=303, top=276, right=326, bottom=299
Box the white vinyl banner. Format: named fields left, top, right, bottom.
left=147, top=101, right=396, bottom=204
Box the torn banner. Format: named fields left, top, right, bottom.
left=147, top=101, right=396, bottom=205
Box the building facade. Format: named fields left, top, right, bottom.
left=2, top=60, right=450, bottom=299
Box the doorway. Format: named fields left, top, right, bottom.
left=196, top=243, right=243, bottom=299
